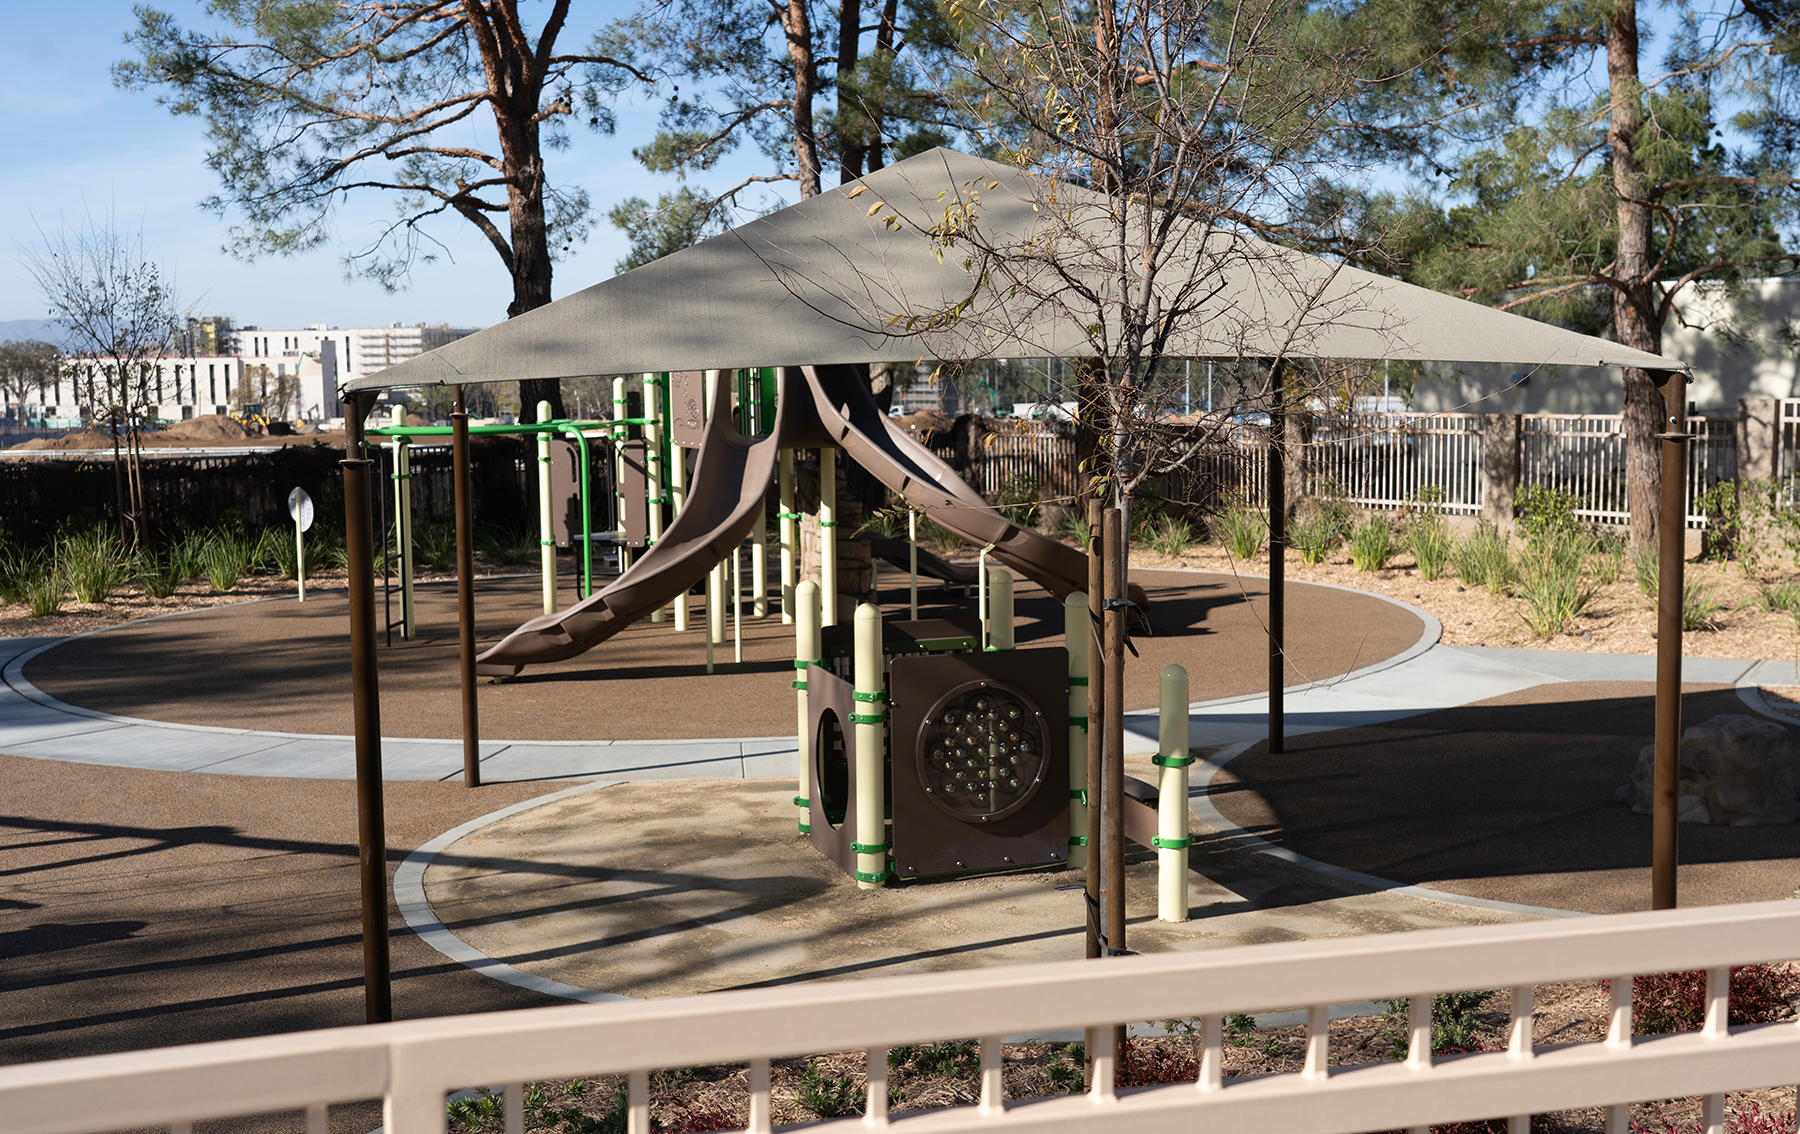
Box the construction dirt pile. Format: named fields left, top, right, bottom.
left=154, top=415, right=255, bottom=442
left=8, top=430, right=117, bottom=451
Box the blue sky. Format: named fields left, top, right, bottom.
left=0, top=2, right=786, bottom=333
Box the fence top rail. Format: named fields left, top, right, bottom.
left=4, top=900, right=1796, bottom=1117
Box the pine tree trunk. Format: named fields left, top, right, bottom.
left=837, top=0, right=865, bottom=182
left=784, top=0, right=822, bottom=198
left=1607, top=3, right=1662, bottom=548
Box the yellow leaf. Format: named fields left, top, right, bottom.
left=845, top=185, right=867, bottom=199
left=867, top=201, right=885, bottom=216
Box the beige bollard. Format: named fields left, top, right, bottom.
left=1155, top=664, right=1192, bottom=922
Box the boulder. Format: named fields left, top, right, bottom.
left=1620, top=714, right=1800, bottom=825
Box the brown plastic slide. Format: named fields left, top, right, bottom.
left=476, top=362, right=1140, bottom=676
left=863, top=535, right=978, bottom=588
left=474, top=372, right=794, bottom=676
left=802, top=364, right=1148, bottom=610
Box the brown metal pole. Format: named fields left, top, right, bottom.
left=1103, top=506, right=1129, bottom=1066
left=1652, top=371, right=1688, bottom=911
left=453, top=388, right=481, bottom=788
left=342, top=391, right=391, bottom=1023
left=1085, top=496, right=1104, bottom=961
left=1103, top=507, right=1126, bottom=956
left=1267, top=364, right=1286, bottom=754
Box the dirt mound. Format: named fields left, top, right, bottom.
left=157, top=414, right=254, bottom=442
left=8, top=430, right=116, bottom=451
left=895, top=409, right=955, bottom=435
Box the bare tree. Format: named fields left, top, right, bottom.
left=0, top=340, right=61, bottom=423
left=23, top=213, right=182, bottom=545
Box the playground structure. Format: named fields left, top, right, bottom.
left=466, top=362, right=1143, bottom=678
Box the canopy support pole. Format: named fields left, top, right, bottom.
left=453, top=388, right=480, bottom=789
left=1652, top=370, right=1689, bottom=910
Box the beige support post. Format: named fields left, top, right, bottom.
left=977, top=544, right=991, bottom=648
left=705, top=372, right=723, bottom=645
left=536, top=400, right=556, bottom=615
left=752, top=491, right=768, bottom=618
left=294, top=506, right=306, bottom=603
left=852, top=602, right=887, bottom=889
left=820, top=448, right=838, bottom=627
left=390, top=406, right=415, bottom=638
left=645, top=373, right=665, bottom=623
left=990, top=567, right=1014, bottom=650
left=671, top=438, right=688, bottom=632
left=1065, top=591, right=1089, bottom=869
left=612, top=377, right=630, bottom=574
left=732, top=540, right=743, bottom=664
left=795, top=580, right=821, bottom=833
left=908, top=508, right=919, bottom=619
left=1156, top=663, right=1191, bottom=922
left=779, top=449, right=797, bottom=624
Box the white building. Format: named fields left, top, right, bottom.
left=1411, top=277, right=1800, bottom=415
left=28, top=354, right=250, bottom=426
left=240, top=322, right=480, bottom=416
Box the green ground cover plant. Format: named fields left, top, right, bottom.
left=1288, top=511, right=1340, bottom=565
left=1452, top=523, right=1514, bottom=590
left=60, top=527, right=132, bottom=604
left=1217, top=504, right=1266, bottom=560
left=1349, top=515, right=1395, bottom=572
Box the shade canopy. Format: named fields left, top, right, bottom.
left=349, top=148, right=1684, bottom=392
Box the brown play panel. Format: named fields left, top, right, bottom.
left=24, top=567, right=1424, bottom=742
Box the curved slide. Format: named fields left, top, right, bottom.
left=804, top=364, right=1148, bottom=610
left=864, top=536, right=979, bottom=588
left=476, top=362, right=1142, bottom=676
left=474, top=373, right=786, bottom=677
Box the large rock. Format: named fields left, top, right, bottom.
left=1621, top=714, right=1800, bottom=825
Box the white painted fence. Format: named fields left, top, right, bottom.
left=1519, top=414, right=1735, bottom=529
left=1306, top=412, right=1486, bottom=516
left=5, top=901, right=1799, bottom=1134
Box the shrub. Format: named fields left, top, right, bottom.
left=1631, top=546, right=1660, bottom=601
left=1615, top=964, right=1800, bottom=1035
left=416, top=519, right=457, bottom=572
left=1349, top=515, right=1395, bottom=572
left=26, top=564, right=64, bottom=618
left=1408, top=514, right=1455, bottom=581
left=1452, top=524, right=1515, bottom=590
left=1217, top=505, right=1266, bottom=560
left=1682, top=579, right=1726, bottom=631
left=1514, top=542, right=1601, bottom=637
left=1382, top=990, right=1496, bottom=1059
left=0, top=543, right=46, bottom=604
left=136, top=551, right=184, bottom=599
left=1146, top=517, right=1196, bottom=558
left=1288, top=511, right=1340, bottom=565
left=1115, top=1037, right=1198, bottom=1088
left=60, top=527, right=131, bottom=605
left=997, top=474, right=1043, bottom=529
left=1516, top=484, right=1584, bottom=550
left=796, top=1062, right=861, bottom=1119
left=200, top=529, right=258, bottom=592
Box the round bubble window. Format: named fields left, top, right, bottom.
left=917, top=682, right=1047, bottom=820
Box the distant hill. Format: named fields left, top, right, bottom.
left=0, top=319, right=63, bottom=346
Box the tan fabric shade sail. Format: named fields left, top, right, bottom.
left=347, top=147, right=1684, bottom=392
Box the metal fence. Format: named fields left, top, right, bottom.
left=1305, top=412, right=1486, bottom=516
left=1520, top=414, right=1734, bottom=529
left=6, top=901, right=1798, bottom=1134
left=1781, top=399, right=1800, bottom=507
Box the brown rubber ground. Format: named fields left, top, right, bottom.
left=1212, top=681, right=1800, bottom=913
left=24, top=568, right=1424, bottom=740
left=0, top=752, right=565, bottom=1130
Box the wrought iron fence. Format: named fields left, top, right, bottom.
left=1780, top=398, right=1800, bottom=507
left=1521, top=414, right=1734, bottom=529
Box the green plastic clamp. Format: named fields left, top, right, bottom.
left=853, top=867, right=896, bottom=884
left=1070, top=789, right=1088, bottom=805
left=791, top=680, right=807, bottom=691
left=851, top=840, right=890, bottom=854
left=849, top=711, right=888, bottom=725
left=777, top=510, right=803, bottom=520
left=798, top=823, right=811, bottom=834
left=1068, top=835, right=1089, bottom=847
left=1151, top=835, right=1193, bottom=850
left=819, top=519, right=837, bottom=527
left=1152, top=754, right=1198, bottom=768
left=851, top=690, right=888, bottom=703
left=794, top=659, right=823, bottom=670
left=1068, top=676, right=1088, bottom=686
left=794, top=796, right=809, bottom=808
left=1068, top=715, right=1088, bottom=729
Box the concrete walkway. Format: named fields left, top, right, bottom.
left=4, top=619, right=1789, bottom=780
